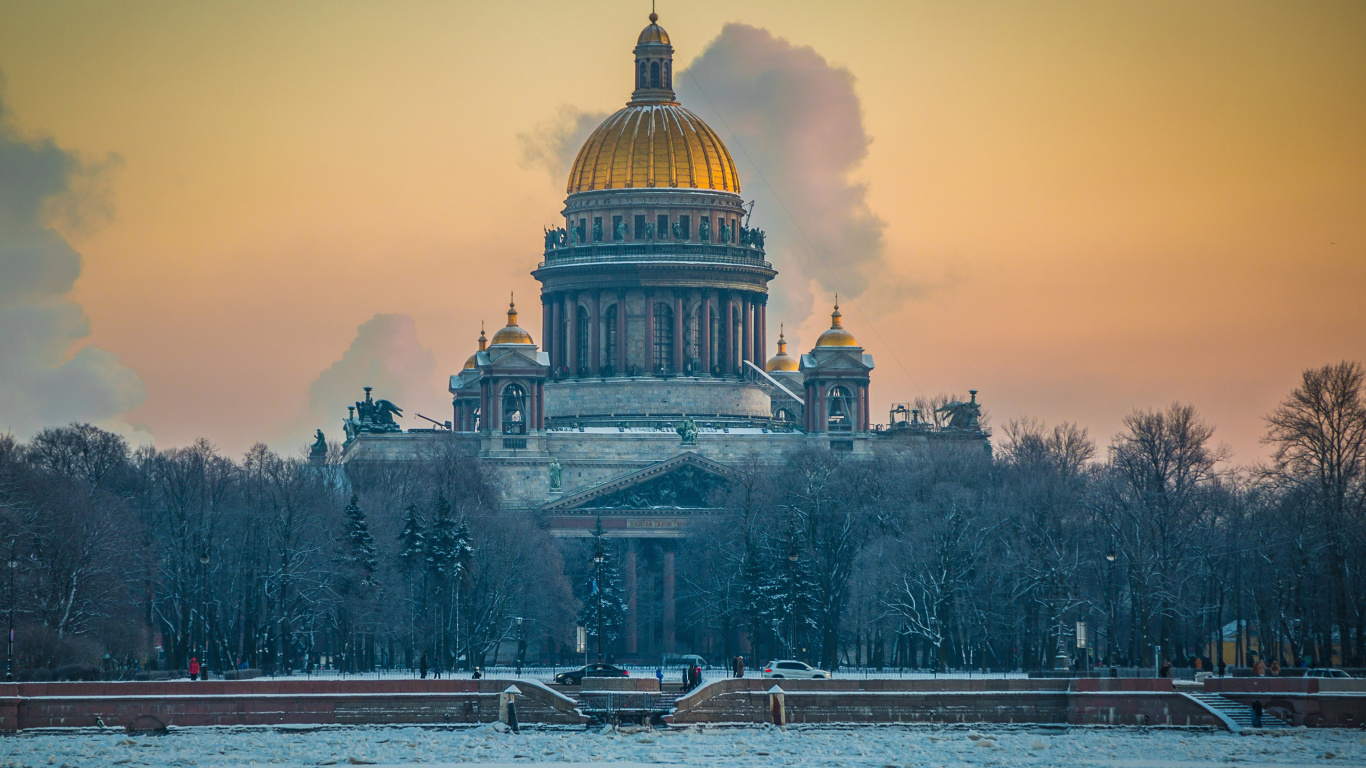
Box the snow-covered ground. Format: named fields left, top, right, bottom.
left=2, top=723, right=1362, bottom=767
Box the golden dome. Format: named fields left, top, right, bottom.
left=490, top=296, right=535, bottom=345
left=566, top=104, right=740, bottom=194
left=638, top=12, right=670, bottom=45
left=463, top=323, right=487, bottom=369
left=814, top=298, right=859, bottom=348
left=766, top=324, right=799, bottom=372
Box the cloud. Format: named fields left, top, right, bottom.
left=0, top=79, right=147, bottom=441
left=519, top=24, right=899, bottom=339
left=291, top=313, right=439, bottom=450
left=518, top=106, right=609, bottom=187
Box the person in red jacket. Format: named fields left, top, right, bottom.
left=189, top=657, right=201, bottom=681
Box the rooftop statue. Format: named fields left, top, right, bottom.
left=309, top=429, right=327, bottom=458
left=615, top=218, right=628, bottom=241
left=935, top=391, right=982, bottom=431
left=346, top=387, right=404, bottom=438
left=549, top=459, right=563, bottom=492
left=698, top=217, right=711, bottom=242
left=718, top=220, right=730, bottom=244
left=676, top=417, right=698, bottom=446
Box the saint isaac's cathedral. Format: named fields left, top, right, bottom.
left=338, top=13, right=988, bottom=658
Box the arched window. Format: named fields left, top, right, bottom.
left=576, top=305, right=590, bottom=374
left=638, top=61, right=647, bottom=89
left=502, top=384, right=527, bottom=435
left=604, top=304, right=619, bottom=372
left=827, top=386, right=854, bottom=432
left=653, top=302, right=674, bottom=373
left=650, top=61, right=660, bottom=89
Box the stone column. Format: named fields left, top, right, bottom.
left=673, top=293, right=684, bottom=373
left=542, top=295, right=551, bottom=364
left=590, top=292, right=601, bottom=375
left=566, top=293, right=578, bottom=376
left=662, top=549, right=676, bottom=653
left=646, top=290, right=657, bottom=373
left=741, top=295, right=752, bottom=371
left=757, top=300, right=767, bottom=368
left=700, top=292, right=711, bottom=374
left=536, top=381, right=545, bottom=429
left=723, top=294, right=734, bottom=375
left=550, top=299, right=562, bottom=372
left=624, top=549, right=638, bottom=655
left=855, top=386, right=865, bottom=432
left=616, top=291, right=628, bottom=373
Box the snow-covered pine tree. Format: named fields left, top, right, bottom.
left=765, top=526, right=820, bottom=659
left=397, top=503, right=425, bottom=576
left=576, top=520, right=628, bottom=656
left=342, top=495, right=378, bottom=586
left=737, top=532, right=773, bottom=662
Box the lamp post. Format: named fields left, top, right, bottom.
left=199, top=548, right=210, bottom=676
left=1105, top=547, right=1117, bottom=668
left=6, top=539, right=16, bottom=682
left=787, top=544, right=799, bottom=658
left=592, top=540, right=605, bottom=663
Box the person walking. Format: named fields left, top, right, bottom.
left=188, top=656, right=200, bottom=681
left=736, top=656, right=745, bottom=678
left=1251, top=700, right=1263, bottom=728
left=693, top=663, right=703, bottom=689
left=1269, top=660, right=1281, bottom=676
left=1253, top=658, right=1266, bottom=676
left=654, top=668, right=664, bottom=686
left=420, top=653, right=428, bottom=679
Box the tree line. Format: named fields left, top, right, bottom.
left=0, top=361, right=1361, bottom=678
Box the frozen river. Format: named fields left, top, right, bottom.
left=2, top=723, right=1361, bottom=768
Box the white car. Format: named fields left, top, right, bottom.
left=762, top=660, right=829, bottom=679
left=1305, top=668, right=1352, bottom=678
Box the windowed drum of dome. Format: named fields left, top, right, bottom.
left=653, top=302, right=674, bottom=373
left=502, top=384, right=527, bottom=435
left=827, top=386, right=854, bottom=432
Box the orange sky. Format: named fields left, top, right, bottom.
left=1, top=0, right=1362, bottom=462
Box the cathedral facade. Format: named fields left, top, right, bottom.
left=341, top=13, right=987, bottom=660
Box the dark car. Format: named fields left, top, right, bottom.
left=554, top=663, right=629, bottom=685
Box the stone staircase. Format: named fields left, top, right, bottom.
left=1188, top=692, right=1292, bottom=732
left=572, top=688, right=681, bottom=725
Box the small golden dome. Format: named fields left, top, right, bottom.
left=638, top=12, right=670, bottom=45
left=566, top=104, right=740, bottom=194
left=814, top=298, right=859, bottom=348
left=490, top=295, right=534, bottom=345
left=463, top=322, right=487, bottom=369
left=766, top=324, right=799, bottom=372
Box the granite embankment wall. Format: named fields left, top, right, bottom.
left=1204, top=677, right=1366, bottom=727
left=668, top=678, right=1221, bottom=728
left=0, top=679, right=584, bottom=731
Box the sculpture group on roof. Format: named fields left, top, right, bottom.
left=343, top=386, right=404, bottom=441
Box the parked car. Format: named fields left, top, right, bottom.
left=664, top=653, right=708, bottom=669
left=553, top=663, right=629, bottom=685
left=1305, top=668, right=1352, bottom=678
left=762, top=660, right=829, bottom=679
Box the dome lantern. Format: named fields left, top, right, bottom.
left=766, top=323, right=799, bottom=372
left=632, top=11, right=675, bottom=104
left=462, top=321, right=487, bottom=370
left=490, top=294, right=535, bottom=346
left=814, top=296, right=859, bottom=348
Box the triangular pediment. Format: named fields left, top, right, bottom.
left=542, top=452, right=736, bottom=512
left=801, top=349, right=870, bottom=372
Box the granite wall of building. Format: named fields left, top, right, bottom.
left=544, top=377, right=772, bottom=421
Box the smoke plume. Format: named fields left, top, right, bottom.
left=0, top=81, right=148, bottom=441
left=292, top=313, right=439, bottom=449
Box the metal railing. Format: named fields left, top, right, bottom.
left=539, top=242, right=769, bottom=269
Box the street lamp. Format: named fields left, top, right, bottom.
left=199, top=549, right=210, bottom=677
left=592, top=541, right=605, bottom=663
left=6, top=539, right=16, bottom=682
left=787, top=544, right=799, bottom=659
left=1105, top=546, right=1117, bottom=669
